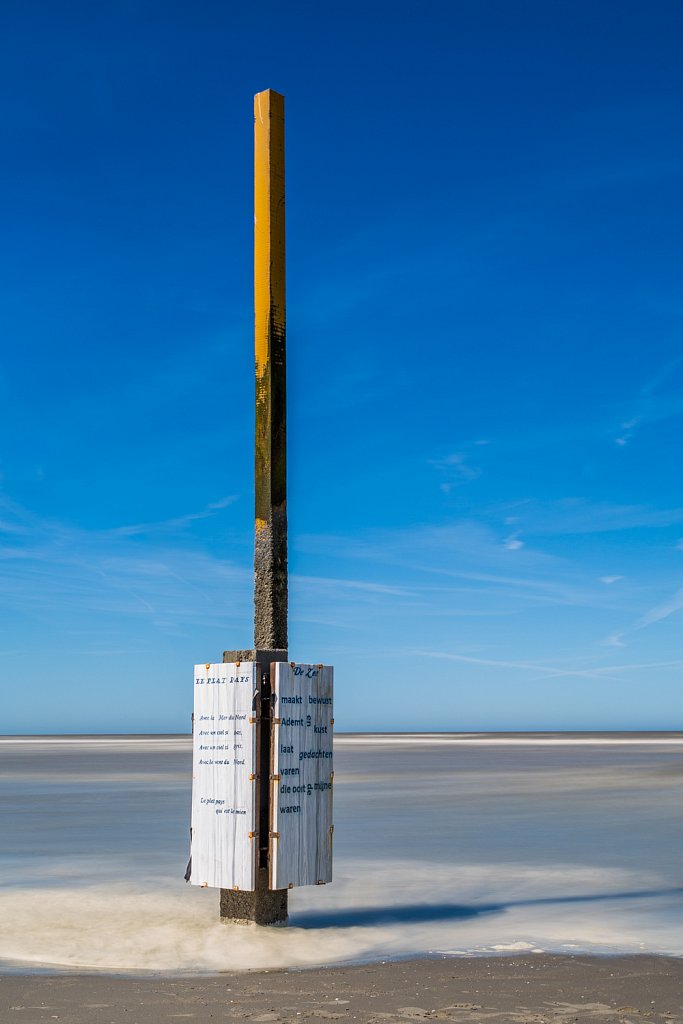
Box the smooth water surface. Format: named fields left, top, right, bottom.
left=1, top=733, right=682, bottom=972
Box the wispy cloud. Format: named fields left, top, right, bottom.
left=108, top=495, right=238, bottom=537
left=430, top=451, right=482, bottom=492
left=409, top=648, right=623, bottom=683
left=503, top=533, right=524, bottom=551
left=293, top=575, right=415, bottom=598
left=493, top=497, right=683, bottom=536
left=411, top=647, right=683, bottom=684
left=0, top=495, right=250, bottom=638
left=615, top=418, right=640, bottom=447
left=605, top=586, right=683, bottom=647
left=613, top=354, right=683, bottom=446
left=297, top=520, right=618, bottom=612
left=0, top=519, right=28, bottom=535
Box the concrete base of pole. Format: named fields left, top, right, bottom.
left=220, top=869, right=288, bottom=926
left=221, top=648, right=288, bottom=926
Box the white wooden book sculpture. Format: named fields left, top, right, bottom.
left=190, top=660, right=333, bottom=892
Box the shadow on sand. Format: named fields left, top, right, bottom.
left=290, top=887, right=683, bottom=929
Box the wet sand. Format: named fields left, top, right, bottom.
left=1, top=956, right=682, bottom=1024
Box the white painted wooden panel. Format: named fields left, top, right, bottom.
left=270, top=663, right=333, bottom=889
left=190, top=662, right=257, bottom=891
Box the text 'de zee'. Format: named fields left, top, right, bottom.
left=190, top=662, right=257, bottom=891
left=271, top=662, right=333, bottom=890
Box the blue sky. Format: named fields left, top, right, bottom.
left=2, top=0, right=683, bottom=732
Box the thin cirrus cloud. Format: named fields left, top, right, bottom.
left=491, top=498, right=683, bottom=536
left=296, top=520, right=618, bottom=613
left=0, top=495, right=250, bottom=633
left=410, top=648, right=683, bottom=685
left=1, top=490, right=668, bottom=637
left=605, top=586, right=683, bottom=648
left=429, top=451, right=482, bottom=492
left=0, top=519, right=28, bottom=535
left=615, top=418, right=640, bottom=447
left=292, top=575, right=416, bottom=599
left=408, top=647, right=618, bottom=684
left=107, top=496, right=238, bottom=537
left=414, top=647, right=616, bottom=680
left=613, top=354, right=683, bottom=447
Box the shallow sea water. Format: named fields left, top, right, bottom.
left=1, top=733, right=682, bottom=973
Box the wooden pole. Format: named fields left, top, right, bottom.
left=219, top=89, right=289, bottom=926
left=254, top=88, right=287, bottom=651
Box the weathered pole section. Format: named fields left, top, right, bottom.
left=219, top=89, right=289, bottom=926
left=253, top=88, right=287, bottom=653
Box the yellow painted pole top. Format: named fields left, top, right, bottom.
left=253, top=89, right=285, bottom=382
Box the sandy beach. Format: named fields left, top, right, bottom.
left=2, top=956, right=682, bottom=1024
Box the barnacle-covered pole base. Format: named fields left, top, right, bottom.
left=219, top=869, right=288, bottom=926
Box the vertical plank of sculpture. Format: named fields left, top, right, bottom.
left=270, top=662, right=334, bottom=890
left=190, top=662, right=258, bottom=891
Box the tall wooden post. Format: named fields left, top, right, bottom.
left=254, top=88, right=287, bottom=652
left=219, top=89, right=289, bottom=926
